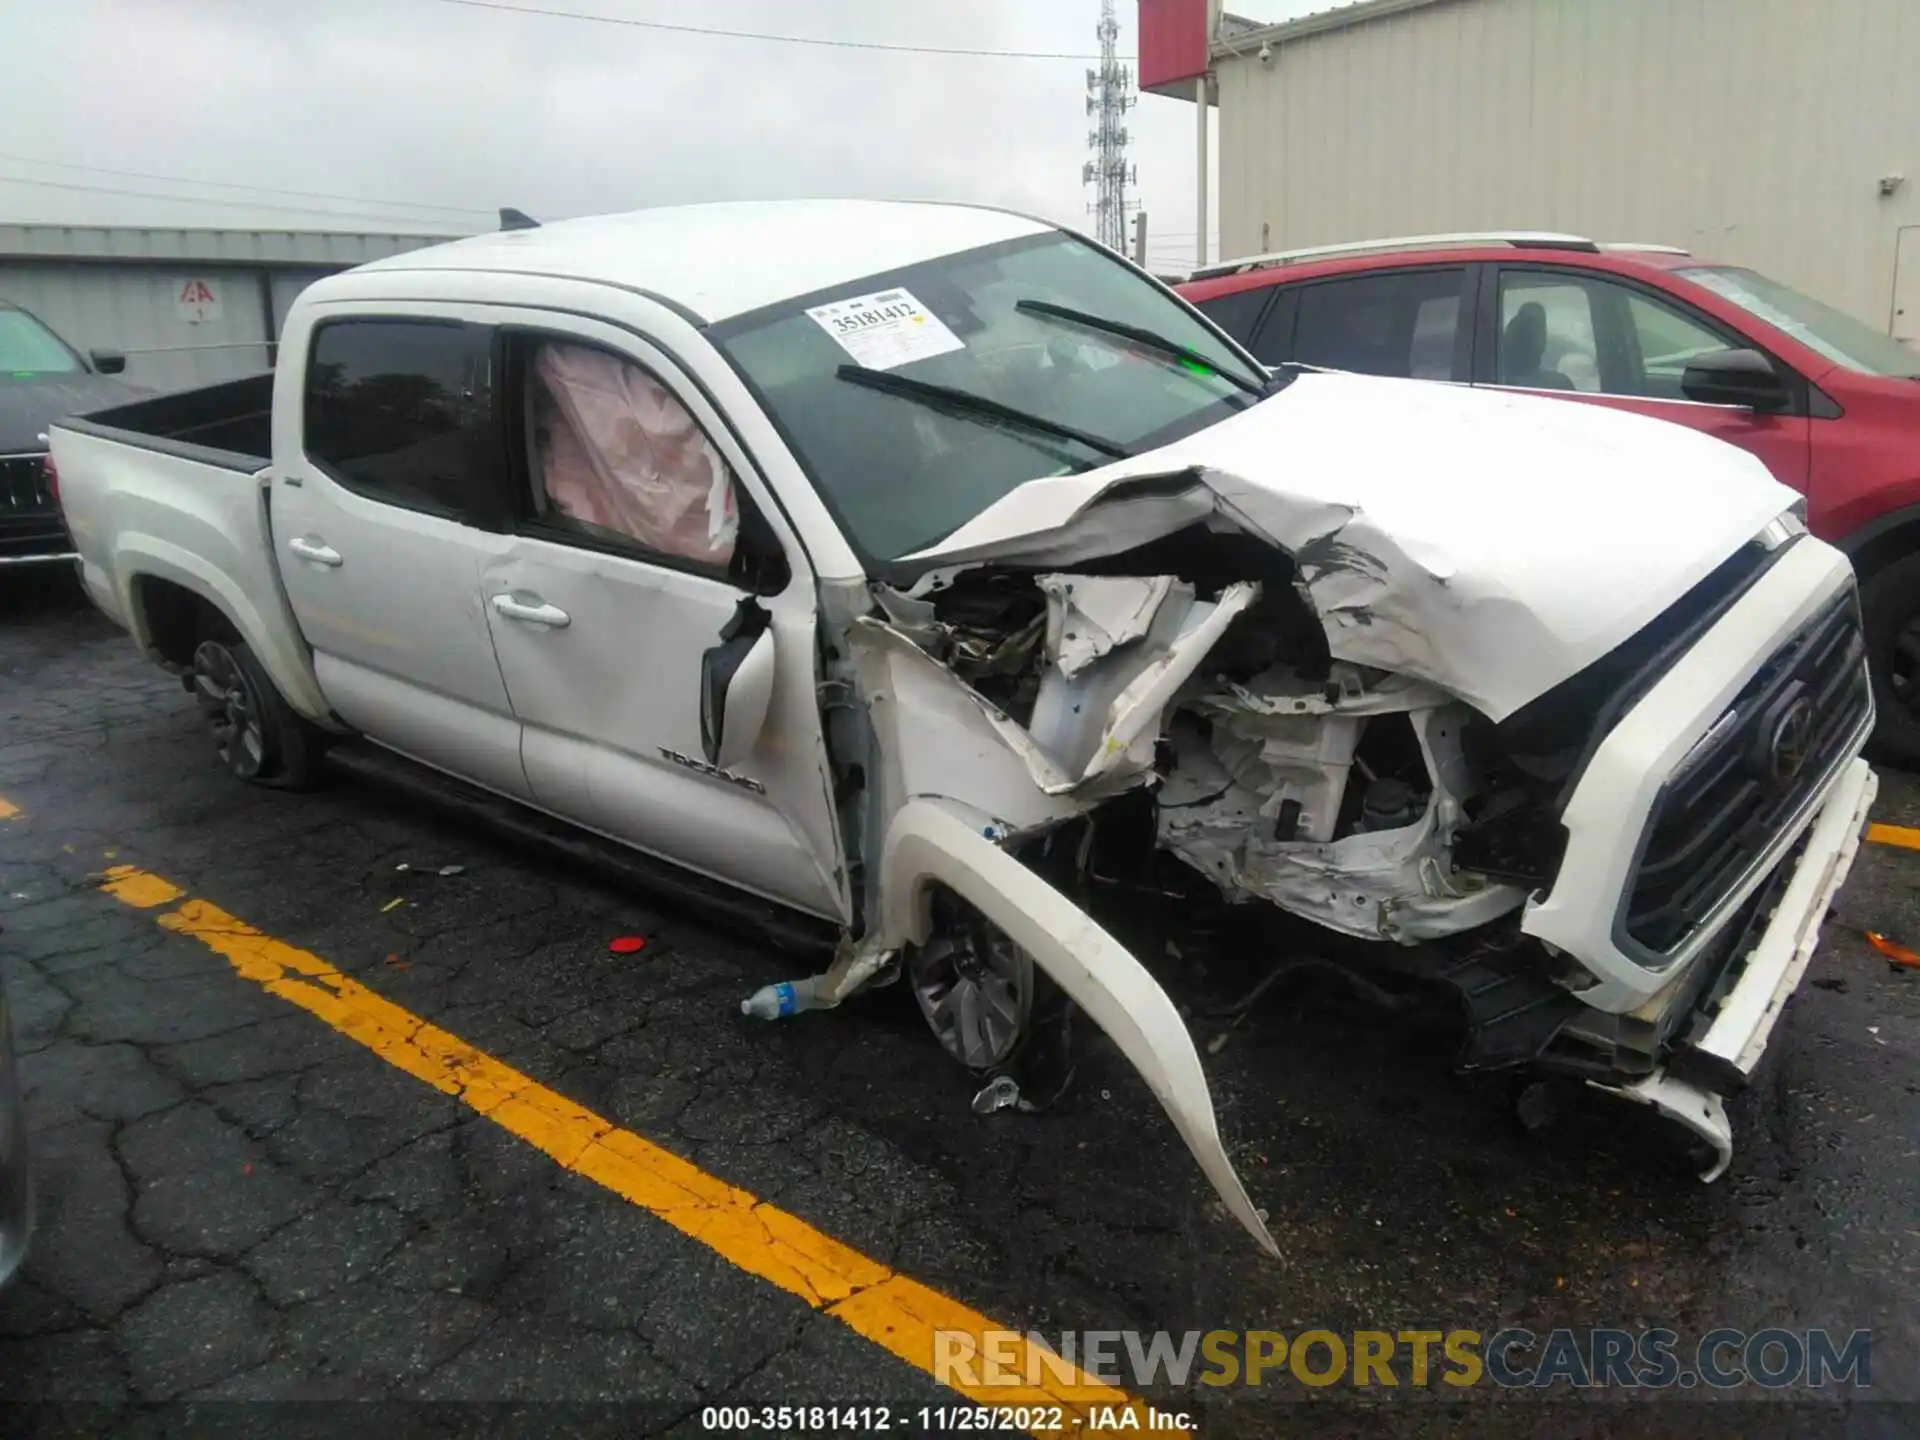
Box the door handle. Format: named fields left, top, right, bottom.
left=490, top=592, right=571, bottom=628
left=287, top=536, right=342, bottom=567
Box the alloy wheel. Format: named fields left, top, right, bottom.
left=191, top=640, right=268, bottom=780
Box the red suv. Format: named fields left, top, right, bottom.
left=1179, top=233, right=1920, bottom=764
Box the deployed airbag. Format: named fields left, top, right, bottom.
left=533, top=342, right=740, bottom=565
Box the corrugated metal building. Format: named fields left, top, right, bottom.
left=1146, top=0, right=1920, bottom=336
left=0, top=226, right=464, bottom=392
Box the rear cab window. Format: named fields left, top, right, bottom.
left=302, top=318, right=495, bottom=521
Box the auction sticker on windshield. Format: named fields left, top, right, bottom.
left=806, top=288, right=964, bottom=371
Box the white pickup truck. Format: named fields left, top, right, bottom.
left=51, top=200, right=1878, bottom=1254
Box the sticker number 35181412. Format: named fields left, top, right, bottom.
left=805, top=287, right=965, bottom=371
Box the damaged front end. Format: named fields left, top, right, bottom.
left=863, top=543, right=1531, bottom=948
left=731, top=354, right=1859, bottom=1253
left=802, top=505, right=1585, bottom=1257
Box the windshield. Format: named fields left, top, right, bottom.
left=1680, top=266, right=1920, bottom=378
left=714, top=233, right=1265, bottom=562
left=0, top=307, right=83, bottom=379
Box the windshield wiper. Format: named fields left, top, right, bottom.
left=1014, top=298, right=1268, bottom=398
left=834, top=364, right=1130, bottom=459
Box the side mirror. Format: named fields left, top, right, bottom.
left=700, top=600, right=776, bottom=770
left=89, top=348, right=127, bottom=375
left=1680, top=347, right=1792, bottom=412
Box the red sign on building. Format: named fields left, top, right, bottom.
left=1138, top=0, right=1210, bottom=92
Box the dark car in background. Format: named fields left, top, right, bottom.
left=1179, top=232, right=1920, bottom=764
left=1, top=301, right=141, bottom=571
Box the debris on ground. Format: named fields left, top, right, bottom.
left=972, top=1074, right=1021, bottom=1115
left=1865, top=930, right=1920, bottom=969
left=608, top=935, right=646, bottom=955
left=380, top=897, right=405, bottom=913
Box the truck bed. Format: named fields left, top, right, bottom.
left=48, top=370, right=334, bottom=727
left=56, top=373, right=274, bottom=472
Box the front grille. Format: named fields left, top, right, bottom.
left=1622, top=586, right=1869, bottom=956
left=0, top=453, right=53, bottom=513
left=0, top=451, right=70, bottom=559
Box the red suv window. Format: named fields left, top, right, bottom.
left=1194, top=266, right=1473, bottom=380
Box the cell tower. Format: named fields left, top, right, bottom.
left=1082, top=0, right=1136, bottom=252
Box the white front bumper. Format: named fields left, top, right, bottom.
left=1594, top=756, right=1877, bottom=1179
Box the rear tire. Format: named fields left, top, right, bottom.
left=189, top=636, right=326, bottom=789
left=1859, top=552, right=1920, bottom=771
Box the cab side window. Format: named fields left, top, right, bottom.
left=304, top=319, right=493, bottom=519
left=511, top=337, right=741, bottom=572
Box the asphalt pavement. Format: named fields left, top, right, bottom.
left=0, top=567, right=1914, bottom=1437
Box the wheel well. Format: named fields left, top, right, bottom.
left=131, top=576, right=237, bottom=668
left=1844, top=516, right=1920, bottom=584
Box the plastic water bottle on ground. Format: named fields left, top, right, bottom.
left=739, top=976, right=829, bottom=1020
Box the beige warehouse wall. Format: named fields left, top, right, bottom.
left=1216, top=0, right=1920, bottom=329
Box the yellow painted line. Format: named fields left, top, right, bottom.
left=1866, top=822, right=1920, bottom=851
left=96, top=864, right=1173, bottom=1434
left=99, top=865, right=185, bottom=909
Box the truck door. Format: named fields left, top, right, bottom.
left=271, top=311, right=531, bottom=800
left=476, top=315, right=849, bottom=923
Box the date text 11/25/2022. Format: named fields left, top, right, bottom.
left=698, top=1405, right=1190, bottom=1432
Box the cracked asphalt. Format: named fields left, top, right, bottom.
left=1, top=566, right=1916, bottom=1436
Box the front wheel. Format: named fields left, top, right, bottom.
left=909, top=908, right=1036, bottom=1072
left=190, top=636, right=325, bottom=789
left=906, top=893, right=1076, bottom=1109
left=1859, top=552, right=1920, bottom=771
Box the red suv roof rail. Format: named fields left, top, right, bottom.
left=1188, top=230, right=1602, bottom=281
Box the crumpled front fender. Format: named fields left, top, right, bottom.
left=877, top=798, right=1279, bottom=1256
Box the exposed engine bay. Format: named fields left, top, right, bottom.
left=861, top=523, right=1530, bottom=947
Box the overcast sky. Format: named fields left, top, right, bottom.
left=0, top=0, right=1344, bottom=270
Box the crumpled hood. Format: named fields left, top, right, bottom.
left=901, top=371, right=1798, bottom=720
left=0, top=374, right=145, bottom=454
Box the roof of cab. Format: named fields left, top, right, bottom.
left=355, top=199, right=1054, bottom=325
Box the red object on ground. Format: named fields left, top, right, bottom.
left=608, top=935, right=647, bottom=955
left=1866, top=930, right=1920, bottom=968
